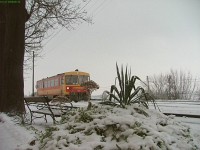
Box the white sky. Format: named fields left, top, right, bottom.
left=24, top=0, right=200, bottom=95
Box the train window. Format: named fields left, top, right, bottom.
left=44, top=81, right=48, bottom=88
left=65, top=75, right=78, bottom=85
left=41, top=82, right=44, bottom=88
left=38, top=82, right=42, bottom=88
left=55, top=78, right=59, bottom=86
left=51, top=80, right=54, bottom=87
left=79, top=75, right=89, bottom=84
left=61, top=77, right=64, bottom=85
left=48, top=80, right=51, bottom=87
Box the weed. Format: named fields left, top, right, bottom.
left=134, top=108, right=149, bottom=117
left=40, top=127, right=59, bottom=143
left=94, top=145, right=104, bottom=150
left=78, top=111, right=93, bottom=123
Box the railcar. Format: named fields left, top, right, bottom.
left=36, top=70, right=90, bottom=100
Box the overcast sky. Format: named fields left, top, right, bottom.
left=24, top=0, right=200, bottom=95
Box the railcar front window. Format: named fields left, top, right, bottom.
left=79, top=75, right=89, bottom=84
left=65, top=75, right=78, bottom=85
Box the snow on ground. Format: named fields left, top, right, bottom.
left=0, top=113, right=35, bottom=150
left=0, top=100, right=200, bottom=150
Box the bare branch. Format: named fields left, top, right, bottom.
left=24, top=0, right=92, bottom=67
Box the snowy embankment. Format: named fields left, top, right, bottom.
left=37, top=104, right=199, bottom=150
left=0, top=113, right=35, bottom=150
left=0, top=101, right=200, bottom=150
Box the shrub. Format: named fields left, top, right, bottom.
left=81, top=80, right=99, bottom=101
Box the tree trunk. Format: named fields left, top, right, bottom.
left=0, top=1, right=26, bottom=113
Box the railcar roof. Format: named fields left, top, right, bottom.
left=36, top=73, right=64, bottom=82
left=64, top=71, right=90, bottom=76
left=36, top=71, right=90, bottom=82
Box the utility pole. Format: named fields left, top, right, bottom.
left=146, top=76, right=150, bottom=93
left=32, top=51, right=35, bottom=96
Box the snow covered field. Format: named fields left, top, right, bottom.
left=0, top=100, right=200, bottom=150
left=150, top=100, right=200, bottom=136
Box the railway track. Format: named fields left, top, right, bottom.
left=163, top=113, right=200, bottom=118
left=148, top=100, right=200, bottom=118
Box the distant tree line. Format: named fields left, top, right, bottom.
left=147, top=69, right=200, bottom=100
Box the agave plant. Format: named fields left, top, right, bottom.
left=101, top=64, right=156, bottom=109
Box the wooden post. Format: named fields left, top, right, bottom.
left=32, top=51, right=35, bottom=96
left=146, top=76, right=150, bottom=93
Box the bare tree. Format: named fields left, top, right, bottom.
left=149, top=69, right=198, bottom=100
left=197, top=88, right=200, bottom=100
left=24, top=0, right=91, bottom=65
left=150, top=74, right=168, bottom=99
